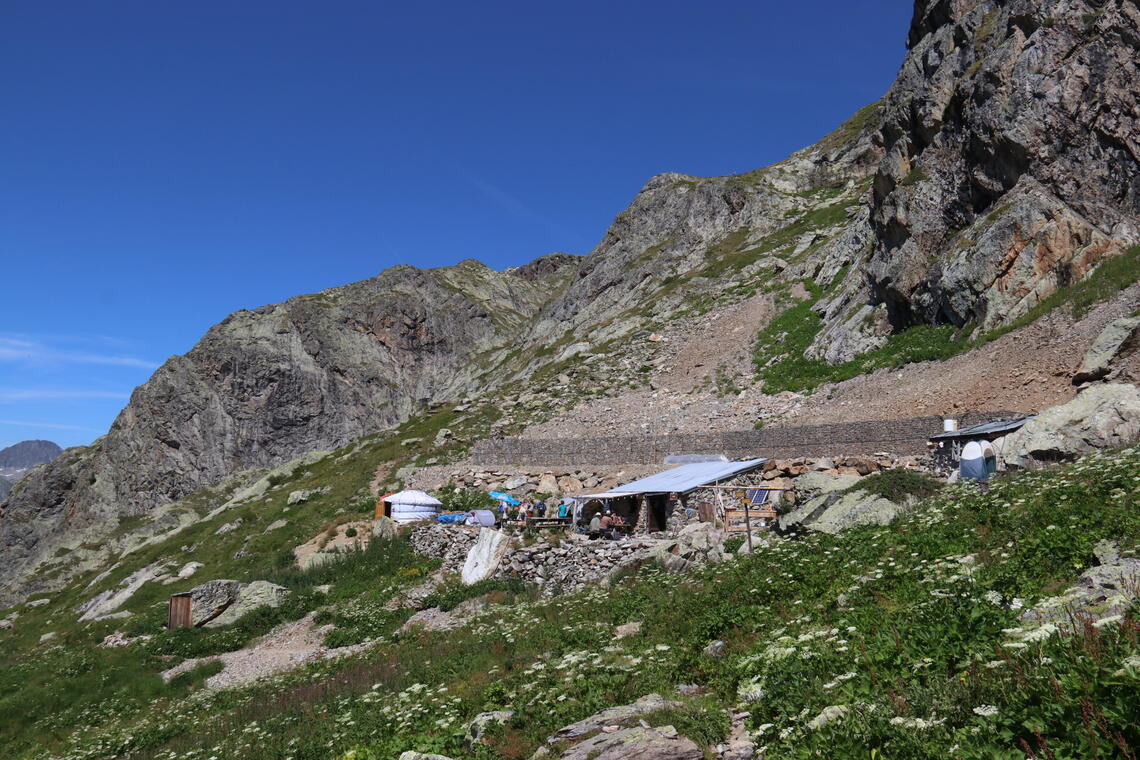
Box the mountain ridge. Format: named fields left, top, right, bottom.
left=3, top=0, right=1138, bottom=606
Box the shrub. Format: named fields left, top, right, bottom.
left=421, top=577, right=530, bottom=612
left=847, top=468, right=944, bottom=502
left=432, top=486, right=497, bottom=512
left=345, top=527, right=358, bottom=538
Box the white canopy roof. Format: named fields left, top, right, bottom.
left=579, top=458, right=767, bottom=500
left=383, top=489, right=443, bottom=507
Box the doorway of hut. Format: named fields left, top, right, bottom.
left=646, top=494, right=669, bottom=532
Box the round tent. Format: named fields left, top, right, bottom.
left=382, top=489, right=444, bottom=524
left=959, top=441, right=989, bottom=482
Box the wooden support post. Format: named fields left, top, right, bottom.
left=744, top=500, right=752, bottom=554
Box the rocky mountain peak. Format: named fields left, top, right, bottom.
left=3, top=0, right=1137, bottom=606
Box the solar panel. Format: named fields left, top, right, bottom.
left=746, top=488, right=771, bottom=506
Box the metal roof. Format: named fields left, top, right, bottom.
left=579, top=458, right=767, bottom=499
left=930, top=417, right=1031, bottom=440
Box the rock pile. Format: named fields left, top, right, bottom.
left=409, top=524, right=478, bottom=570
left=760, top=454, right=925, bottom=479
left=498, top=534, right=658, bottom=593
left=408, top=466, right=656, bottom=495
left=409, top=521, right=730, bottom=596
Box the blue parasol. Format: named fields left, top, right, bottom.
left=488, top=490, right=520, bottom=506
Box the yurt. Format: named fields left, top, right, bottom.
left=380, top=489, right=443, bottom=524
left=959, top=441, right=990, bottom=482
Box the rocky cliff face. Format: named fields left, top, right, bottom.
left=817, top=0, right=1140, bottom=359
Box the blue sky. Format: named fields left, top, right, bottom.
left=0, top=1, right=913, bottom=449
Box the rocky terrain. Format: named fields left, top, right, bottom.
left=3, top=0, right=1139, bottom=612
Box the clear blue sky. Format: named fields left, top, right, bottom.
left=0, top=1, right=913, bottom=449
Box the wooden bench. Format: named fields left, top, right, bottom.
left=527, top=517, right=573, bottom=531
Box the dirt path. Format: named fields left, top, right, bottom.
left=162, top=612, right=375, bottom=691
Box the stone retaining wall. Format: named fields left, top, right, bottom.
left=471, top=412, right=1018, bottom=466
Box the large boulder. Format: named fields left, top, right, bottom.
left=1073, top=318, right=1140, bottom=383
left=780, top=489, right=900, bottom=535
left=372, top=515, right=399, bottom=539
left=188, top=579, right=244, bottom=626
left=792, top=471, right=861, bottom=502
left=536, top=694, right=701, bottom=760
left=461, top=528, right=511, bottom=585
left=536, top=473, right=560, bottom=494
left=544, top=694, right=681, bottom=745
left=203, top=581, right=290, bottom=628
left=1003, top=384, right=1140, bottom=468
left=550, top=724, right=703, bottom=760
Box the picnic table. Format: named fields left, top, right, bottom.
left=527, top=516, right=573, bottom=531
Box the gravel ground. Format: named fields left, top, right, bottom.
left=162, top=612, right=377, bottom=691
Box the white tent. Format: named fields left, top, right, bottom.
left=382, top=489, right=443, bottom=524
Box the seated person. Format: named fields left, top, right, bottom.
left=589, top=512, right=602, bottom=533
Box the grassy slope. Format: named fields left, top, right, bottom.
left=6, top=446, right=1137, bottom=760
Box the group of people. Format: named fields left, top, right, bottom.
left=587, top=508, right=628, bottom=539
left=498, top=498, right=570, bottom=524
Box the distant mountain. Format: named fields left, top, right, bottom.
left=0, top=440, right=62, bottom=470
left=0, top=440, right=62, bottom=504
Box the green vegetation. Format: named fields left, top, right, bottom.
left=900, top=166, right=929, bottom=186
left=431, top=485, right=499, bottom=512
left=420, top=576, right=530, bottom=612
left=845, top=468, right=943, bottom=502
left=818, top=100, right=883, bottom=153
left=6, top=446, right=1136, bottom=760
left=756, top=245, right=1140, bottom=393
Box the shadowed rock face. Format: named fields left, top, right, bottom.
left=866, top=0, right=1140, bottom=331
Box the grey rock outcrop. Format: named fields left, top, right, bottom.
left=816, top=0, right=1140, bottom=359
left=1073, top=317, right=1140, bottom=383
left=203, top=581, right=290, bottom=628
left=792, top=471, right=861, bottom=502
left=780, top=489, right=901, bottom=535
left=188, top=580, right=244, bottom=626
left=544, top=694, right=681, bottom=746
left=536, top=694, right=702, bottom=760
left=463, top=710, right=514, bottom=750
left=1003, top=384, right=1140, bottom=467
left=871, top=0, right=1139, bottom=328
left=76, top=560, right=169, bottom=622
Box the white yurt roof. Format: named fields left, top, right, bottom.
left=384, top=489, right=443, bottom=507
left=961, top=440, right=985, bottom=459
